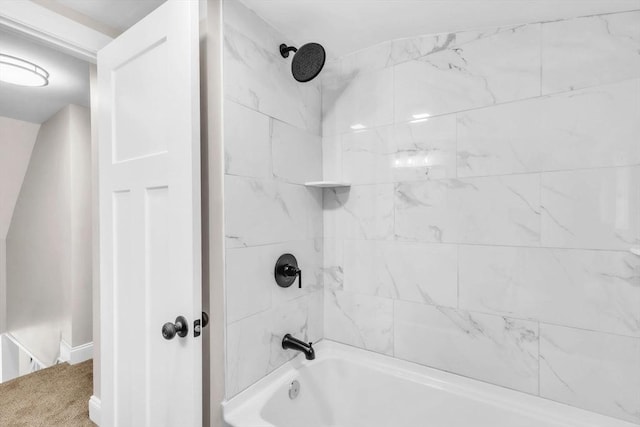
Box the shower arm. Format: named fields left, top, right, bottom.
left=279, top=44, right=298, bottom=58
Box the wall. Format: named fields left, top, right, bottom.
left=0, top=117, right=40, bottom=240
left=69, top=104, right=93, bottom=348
left=322, top=11, right=640, bottom=423
left=223, top=0, right=324, bottom=398
left=6, top=104, right=92, bottom=365
left=0, top=116, right=40, bottom=334
left=0, top=239, right=5, bottom=335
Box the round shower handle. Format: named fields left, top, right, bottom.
left=162, top=315, right=189, bottom=340
left=275, top=254, right=302, bottom=288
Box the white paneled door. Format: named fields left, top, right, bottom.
left=97, top=1, right=201, bottom=426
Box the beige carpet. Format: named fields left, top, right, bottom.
left=0, top=359, right=95, bottom=427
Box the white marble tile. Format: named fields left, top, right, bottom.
left=226, top=292, right=323, bottom=397
left=319, top=59, right=343, bottom=84
left=225, top=246, right=272, bottom=324
left=391, top=32, right=460, bottom=66
left=457, top=79, right=640, bottom=177
left=390, top=25, right=524, bottom=66
left=341, top=116, right=457, bottom=185
left=224, top=0, right=292, bottom=55
left=540, top=80, right=640, bottom=172
left=271, top=239, right=324, bottom=307
left=457, top=103, right=543, bottom=177
left=394, top=301, right=539, bottom=394
left=322, top=67, right=393, bottom=136
left=459, top=245, right=640, bottom=337
left=323, top=184, right=394, bottom=240
left=539, top=325, right=640, bottom=423
left=392, top=115, right=457, bottom=181
left=341, top=41, right=393, bottom=76
left=394, top=24, right=540, bottom=123
left=343, top=240, right=457, bottom=307
left=272, top=291, right=324, bottom=347
left=225, top=176, right=320, bottom=248
left=224, top=5, right=321, bottom=134
left=226, top=308, right=272, bottom=398
left=322, top=135, right=342, bottom=182
left=272, top=119, right=322, bottom=184
left=341, top=126, right=395, bottom=185
left=224, top=100, right=271, bottom=179
left=542, top=11, right=640, bottom=95
left=394, top=179, right=451, bottom=243
left=541, top=167, right=640, bottom=250
left=453, top=174, right=541, bottom=246
left=324, top=290, right=393, bottom=355
left=323, top=239, right=343, bottom=291
left=395, top=174, right=541, bottom=245
left=306, top=186, right=324, bottom=239
left=226, top=239, right=323, bottom=323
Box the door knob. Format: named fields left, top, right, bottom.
left=162, top=316, right=189, bottom=340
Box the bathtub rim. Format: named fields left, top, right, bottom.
left=222, top=339, right=638, bottom=427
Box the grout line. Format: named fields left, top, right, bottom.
left=227, top=291, right=323, bottom=326
left=321, top=287, right=640, bottom=341
left=539, top=22, right=543, bottom=97
left=538, top=172, right=543, bottom=248
left=537, top=320, right=541, bottom=396
left=281, top=165, right=640, bottom=185
left=328, top=237, right=636, bottom=255
left=391, top=298, right=396, bottom=358
left=321, top=76, right=640, bottom=139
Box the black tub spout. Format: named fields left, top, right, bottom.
left=282, top=334, right=315, bottom=360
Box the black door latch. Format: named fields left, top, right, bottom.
left=194, top=312, right=210, bottom=337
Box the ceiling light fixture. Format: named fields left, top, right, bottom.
left=0, top=54, right=49, bottom=87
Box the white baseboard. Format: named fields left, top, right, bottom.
left=89, top=395, right=101, bottom=425
left=59, top=340, right=71, bottom=363
left=59, top=340, right=93, bottom=365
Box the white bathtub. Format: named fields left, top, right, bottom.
left=223, top=340, right=636, bottom=427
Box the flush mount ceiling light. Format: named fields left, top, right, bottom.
left=0, top=54, right=49, bottom=87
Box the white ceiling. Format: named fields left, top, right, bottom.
left=0, top=27, right=90, bottom=124
left=0, top=0, right=166, bottom=124
left=54, top=0, right=166, bottom=32
left=239, top=0, right=640, bottom=58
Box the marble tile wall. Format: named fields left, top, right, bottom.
left=223, top=0, right=324, bottom=398
left=322, top=10, right=640, bottom=423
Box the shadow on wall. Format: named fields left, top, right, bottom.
left=4, top=104, right=92, bottom=367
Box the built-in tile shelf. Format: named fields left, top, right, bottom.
left=304, top=181, right=351, bottom=188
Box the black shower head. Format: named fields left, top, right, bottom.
left=280, top=42, right=326, bottom=83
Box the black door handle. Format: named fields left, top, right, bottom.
left=162, top=316, right=189, bottom=340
